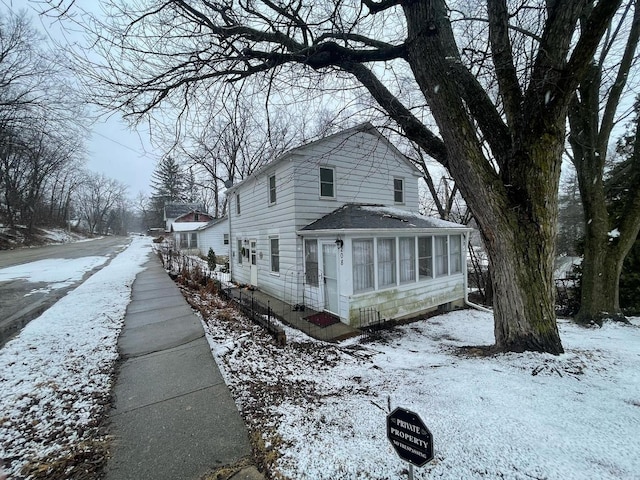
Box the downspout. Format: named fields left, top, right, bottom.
left=463, top=231, right=492, bottom=313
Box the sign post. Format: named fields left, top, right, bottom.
left=387, top=407, right=434, bottom=479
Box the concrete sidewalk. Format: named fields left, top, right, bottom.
left=104, top=254, right=262, bottom=480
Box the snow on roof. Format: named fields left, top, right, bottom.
left=300, top=204, right=471, bottom=232
left=171, top=222, right=209, bottom=232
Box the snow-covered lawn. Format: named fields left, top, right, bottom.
left=195, top=290, right=640, bottom=480
left=0, top=236, right=151, bottom=479
left=1, top=234, right=639, bottom=479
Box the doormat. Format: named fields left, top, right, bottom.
left=305, top=312, right=341, bottom=328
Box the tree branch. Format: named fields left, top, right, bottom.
left=361, top=0, right=402, bottom=14
left=339, top=61, right=448, bottom=166
left=487, top=0, right=523, bottom=128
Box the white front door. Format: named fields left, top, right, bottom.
left=322, top=243, right=339, bottom=314
left=250, top=240, right=258, bottom=286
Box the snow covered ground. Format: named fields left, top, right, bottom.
left=0, top=236, right=151, bottom=479
left=1, top=235, right=639, bottom=479
left=198, top=295, right=640, bottom=480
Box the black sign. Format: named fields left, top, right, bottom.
left=387, top=407, right=434, bottom=467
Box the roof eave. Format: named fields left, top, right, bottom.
left=296, top=227, right=473, bottom=236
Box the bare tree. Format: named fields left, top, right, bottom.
left=0, top=9, right=87, bottom=231
left=176, top=95, right=301, bottom=216
left=75, top=172, right=128, bottom=234
left=567, top=0, right=640, bottom=325
left=40, top=0, right=627, bottom=354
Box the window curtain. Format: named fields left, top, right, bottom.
left=377, top=238, right=396, bottom=287
left=450, top=235, right=462, bottom=273
left=399, top=237, right=415, bottom=283
left=270, top=238, right=279, bottom=272
left=305, top=239, right=318, bottom=286
left=353, top=239, right=374, bottom=292
left=435, top=236, right=448, bottom=276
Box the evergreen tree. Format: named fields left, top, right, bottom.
left=150, top=156, right=187, bottom=203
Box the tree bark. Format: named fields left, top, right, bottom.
left=399, top=0, right=564, bottom=353
left=568, top=1, right=640, bottom=324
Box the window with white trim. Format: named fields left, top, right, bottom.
left=237, top=239, right=242, bottom=264
left=377, top=238, right=396, bottom=287
left=418, top=236, right=433, bottom=280
left=305, top=239, right=318, bottom=286
left=319, top=167, right=335, bottom=198
left=270, top=237, right=280, bottom=273
left=399, top=237, right=416, bottom=283
left=449, top=235, right=462, bottom=273
left=393, top=178, right=404, bottom=203
left=268, top=174, right=276, bottom=204
left=224, top=233, right=229, bottom=245
left=353, top=239, right=374, bottom=292
left=236, top=193, right=241, bottom=215
left=435, top=235, right=449, bottom=276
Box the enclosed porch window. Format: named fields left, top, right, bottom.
left=353, top=239, right=374, bottom=292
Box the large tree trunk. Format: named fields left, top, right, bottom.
left=574, top=157, right=629, bottom=324
left=476, top=138, right=564, bottom=354
left=401, top=0, right=564, bottom=354
left=578, top=228, right=626, bottom=324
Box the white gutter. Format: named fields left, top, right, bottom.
left=464, top=291, right=493, bottom=313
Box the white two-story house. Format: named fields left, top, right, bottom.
left=226, top=123, right=472, bottom=327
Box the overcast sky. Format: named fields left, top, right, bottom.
left=6, top=0, right=156, bottom=198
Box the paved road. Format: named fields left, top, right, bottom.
left=0, top=236, right=133, bottom=346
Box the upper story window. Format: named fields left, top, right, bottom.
left=268, top=174, right=276, bottom=204
left=224, top=233, right=229, bottom=245
left=236, top=194, right=241, bottom=215
left=194, top=213, right=200, bottom=221
left=394, top=178, right=404, bottom=203
left=319, top=167, right=335, bottom=198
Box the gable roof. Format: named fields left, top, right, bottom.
left=171, top=217, right=227, bottom=232
left=174, top=210, right=213, bottom=222
left=164, top=202, right=206, bottom=219
left=226, top=122, right=422, bottom=193
left=299, top=204, right=471, bottom=233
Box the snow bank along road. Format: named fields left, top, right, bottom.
left=0, top=236, right=131, bottom=346
left=0, top=236, right=150, bottom=478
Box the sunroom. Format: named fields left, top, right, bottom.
left=298, top=204, right=473, bottom=327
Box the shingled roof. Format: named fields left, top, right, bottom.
left=299, top=204, right=469, bottom=232
left=164, top=202, right=206, bottom=219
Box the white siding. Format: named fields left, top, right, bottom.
left=292, top=130, right=420, bottom=229
left=199, top=221, right=229, bottom=260
left=228, top=126, right=449, bottom=312
left=230, top=160, right=303, bottom=302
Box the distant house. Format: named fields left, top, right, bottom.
left=163, top=202, right=208, bottom=232
left=226, top=123, right=472, bottom=327
left=165, top=204, right=220, bottom=255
